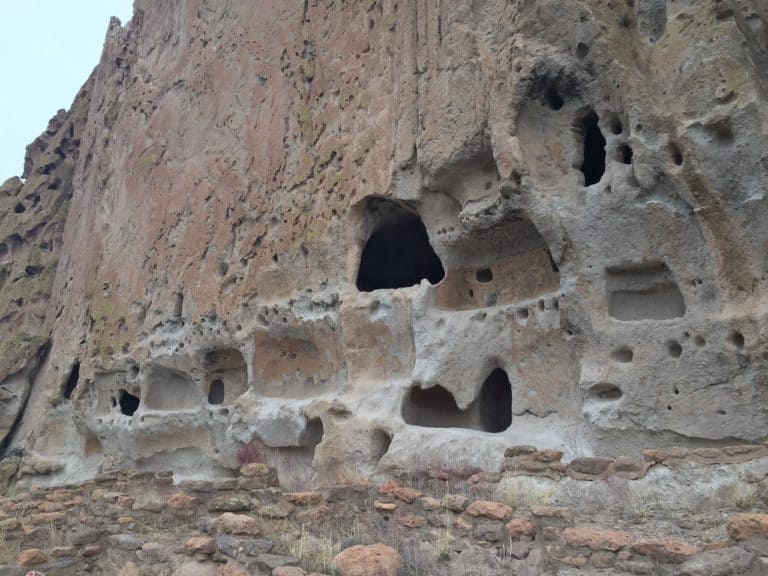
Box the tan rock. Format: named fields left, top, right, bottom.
left=441, top=493, right=468, bottom=512
left=17, top=548, right=47, bottom=566
left=82, top=543, right=103, bottom=556
left=26, top=511, right=65, bottom=526
left=465, top=500, right=513, bottom=521
left=421, top=496, right=441, bottom=511
left=216, top=512, right=260, bottom=536
left=185, top=536, right=217, bottom=555
left=331, top=543, right=402, bottom=576
left=563, top=527, right=632, bottom=551
left=505, top=518, right=536, bottom=539
left=258, top=502, right=294, bottom=519
left=727, top=514, right=768, bottom=540
left=631, top=539, right=698, bottom=563
left=168, top=493, right=199, bottom=509
left=533, top=449, right=563, bottom=463
left=397, top=513, right=425, bottom=528
left=284, top=492, right=323, bottom=506
left=378, top=481, right=421, bottom=504
left=455, top=517, right=473, bottom=531
left=118, top=495, right=135, bottom=508
left=240, top=463, right=270, bottom=477
left=569, top=457, right=613, bottom=476
left=642, top=448, right=690, bottom=463
left=374, top=500, right=397, bottom=512
left=530, top=505, right=574, bottom=523
left=505, top=446, right=537, bottom=457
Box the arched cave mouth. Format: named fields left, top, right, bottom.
left=208, top=379, right=225, bottom=405
left=63, top=360, right=80, bottom=400
left=203, top=348, right=248, bottom=405
left=579, top=109, right=606, bottom=186
left=356, top=199, right=445, bottom=292
left=478, top=368, right=513, bottom=432
left=119, top=390, right=140, bottom=416
left=402, top=368, right=512, bottom=433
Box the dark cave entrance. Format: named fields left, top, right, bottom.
left=402, top=384, right=466, bottom=429
left=402, top=368, right=512, bottom=433
left=119, top=390, right=140, bottom=416
left=356, top=201, right=445, bottom=292
left=579, top=110, right=606, bottom=186
left=478, top=368, right=513, bottom=432
left=208, top=379, right=225, bottom=405
left=63, top=360, right=80, bottom=400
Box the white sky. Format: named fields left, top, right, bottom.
left=0, top=1, right=134, bottom=181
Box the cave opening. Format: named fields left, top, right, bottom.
left=119, top=390, right=140, bottom=416
left=63, top=360, right=80, bottom=400
left=402, top=385, right=466, bottom=429
left=402, top=368, right=512, bottom=433
left=356, top=201, right=445, bottom=292
left=203, top=348, right=248, bottom=405
left=478, top=368, right=513, bottom=432
left=208, top=379, right=225, bottom=405
left=579, top=110, right=606, bottom=186
left=302, top=417, right=325, bottom=448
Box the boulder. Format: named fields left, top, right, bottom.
left=331, top=544, right=402, bottom=576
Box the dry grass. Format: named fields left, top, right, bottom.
left=731, top=484, right=759, bottom=510
left=286, top=525, right=337, bottom=574
left=498, top=482, right=555, bottom=510
left=117, top=561, right=141, bottom=576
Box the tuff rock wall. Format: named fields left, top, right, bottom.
left=1, top=0, right=768, bottom=488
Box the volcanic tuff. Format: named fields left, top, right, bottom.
left=0, top=0, right=767, bottom=495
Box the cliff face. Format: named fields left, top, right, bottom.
left=2, top=0, right=768, bottom=487
left=0, top=76, right=93, bottom=454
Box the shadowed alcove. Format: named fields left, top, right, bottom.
left=356, top=198, right=445, bottom=292
left=402, top=368, right=512, bottom=432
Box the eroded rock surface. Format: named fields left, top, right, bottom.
left=0, top=0, right=766, bottom=488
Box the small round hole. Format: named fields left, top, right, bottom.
left=544, top=86, right=564, bottom=111
left=538, top=300, right=545, bottom=311
left=476, top=268, right=493, bottom=283
left=668, top=142, right=684, bottom=166
left=694, top=335, right=706, bottom=347
left=588, top=383, right=623, bottom=401
left=728, top=330, right=745, bottom=349
left=607, top=114, right=623, bottom=135
left=516, top=308, right=529, bottom=320
left=575, top=42, right=590, bottom=60
left=667, top=340, right=682, bottom=358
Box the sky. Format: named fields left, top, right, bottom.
left=0, top=1, right=134, bottom=181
